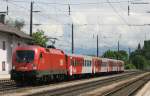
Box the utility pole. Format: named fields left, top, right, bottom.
left=117, top=40, right=120, bottom=60
left=128, top=47, right=131, bottom=63
left=71, top=23, right=74, bottom=54
left=118, top=40, right=120, bottom=52
left=68, top=4, right=71, bottom=15
left=97, top=35, right=99, bottom=57
left=30, top=1, right=33, bottom=36
left=128, top=0, right=130, bottom=16
left=68, top=3, right=74, bottom=54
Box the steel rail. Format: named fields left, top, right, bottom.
left=102, top=73, right=150, bottom=96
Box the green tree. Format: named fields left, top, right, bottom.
left=138, top=43, right=141, bottom=50
left=102, top=50, right=116, bottom=59
left=117, top=50, right=128, bottom=61
left=103, top=50, right=128, bottom=61
left=125, top=63, right=136, bottom=69
left=6, top=19, right=25, bottom=30
left=131, top=55, right=147, bottom=69
left=14, top=19, right=25, bottom=30
left=31, top=29, right=48, bottom=47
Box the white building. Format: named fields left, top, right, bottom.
left=0, top=23, right=31, bottom=75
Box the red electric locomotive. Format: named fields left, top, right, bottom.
left=11, top=45, right=68, bottom=82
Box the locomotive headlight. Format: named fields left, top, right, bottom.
left=12, top=65, right=15, bottom=70
left=32, top=64, right=37, bottom=70
left=33, top=66, right=37, bottom=70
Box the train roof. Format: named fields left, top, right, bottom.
left=68, top=54, right=102, bottom=60
left=101, top=58, right=124, bottom=62
left=15, top=45, right=42, bottom=50
left=68, top=54, right=98, bottom=58
left=15, top=45, right=65, bottom=55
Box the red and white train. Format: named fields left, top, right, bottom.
left=11, top=45, right=124, bottom=82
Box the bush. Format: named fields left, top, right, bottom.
left=125, top=63, right=136, bottom=69
left=131, top=55, right=147, bottom=70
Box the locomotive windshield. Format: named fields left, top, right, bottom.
left=16, top=50, right=34, bottom=63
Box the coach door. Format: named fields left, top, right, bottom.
left=38, top=52, right=45, bottom=70
left=82, top=56, right=92, bottom=74
left=92, top=58, right=96, bottom=74
left=109, top=61, right=113, bottom=72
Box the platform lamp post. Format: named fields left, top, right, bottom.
left=97, top=34, right=99, bottom=57
left=117, top=34, right=121, bottom=60
left=93, top=34, right=99, bottom=57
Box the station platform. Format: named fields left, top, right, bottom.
left=136, top=81, right=150, bottom=96
left=0, top=74, right=10, bottom=80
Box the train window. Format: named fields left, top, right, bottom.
left=72, top=60, right=74, bottom=66
left=89, top=61, right=91, bottom=66
left=77, top=61, right=78, bottom=66
left=74, top=60, right=75, bottom=66
left=83, top=60, right=85, bottom=66
left=75, top=60, right=77, bottom=66
left=2, top=41, right=6, bottom=50
left=2, top=61, right=5, bottom=71
left=102, top=62, right=106, bottom=67
left=71, top=59, right=73, bottom=65
left=76, top=61, right=78, bottom=66
left=86, top=60, right=88, bottom=66
left=83, top=60, right=84, bottom=66
left=87, top=60, right=89, bottom=66
left=84, top=60, right=86, bottom=66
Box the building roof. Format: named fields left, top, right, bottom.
left=0, top=23, right=31, bottom=39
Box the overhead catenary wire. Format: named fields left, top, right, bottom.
left=106, top=0, right=129, bottom=26
left=1, top=0, right=148, bottom=52
left=9, top=0, right=135, bottom=5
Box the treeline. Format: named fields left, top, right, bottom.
left=102, top=40, right=150, bottom=70
left=102, top=50, right=133, bottom=69
left=130, top=40, right=150, bottom=70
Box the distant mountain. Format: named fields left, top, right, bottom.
left=62, top=45, right=135, bottom=56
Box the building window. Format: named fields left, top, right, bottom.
left=18, top=43, right=20, bottom=46
left=2, top=41, right=6, bottom=50
left=2, top=61, right=5, bottom=71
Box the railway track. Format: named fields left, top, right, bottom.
left=102, top=73, right=150, bottom=96
left=27, top=72, right=144, bottom=96
left=0, top=72, right=131, bottom=93
left=0, top=71, right=142, bottom=96
left=0, top=80, right=17, bottom=92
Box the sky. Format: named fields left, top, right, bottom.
left=0, top=0, right=150, bottom=55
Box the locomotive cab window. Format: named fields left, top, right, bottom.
left=16, top=50, right=34, bottom=63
